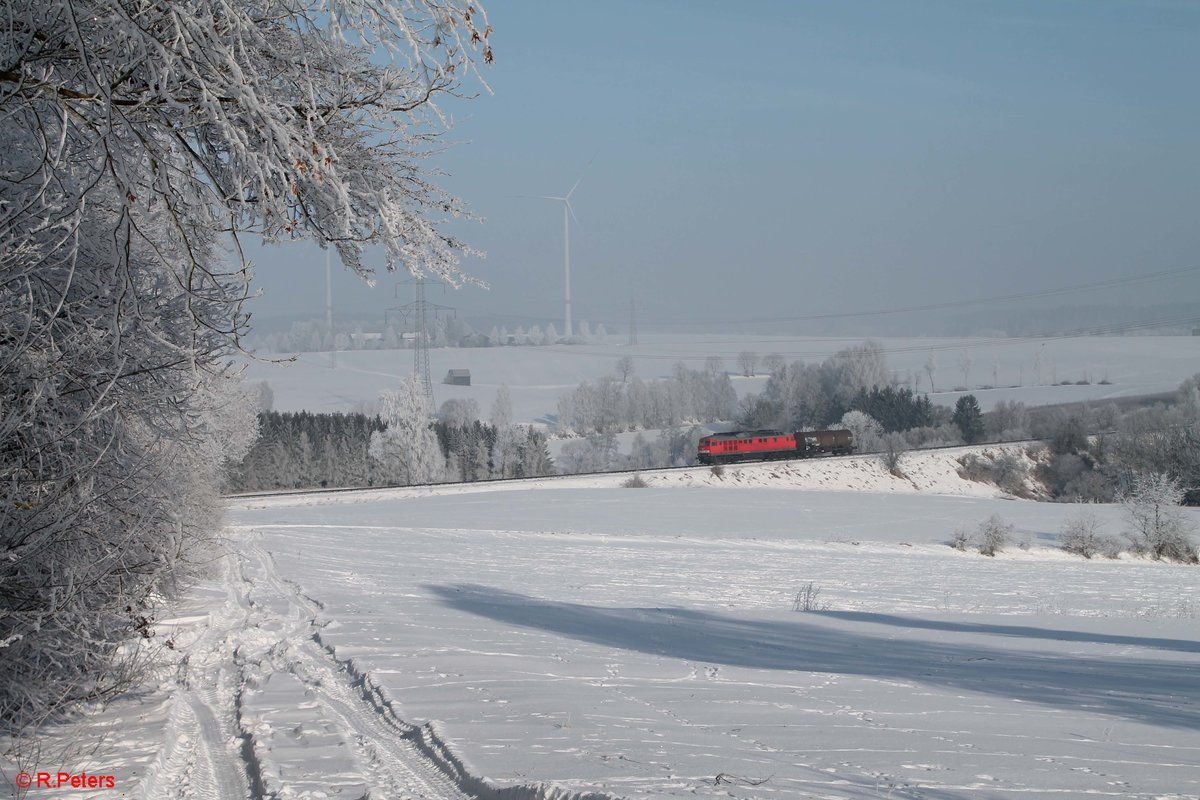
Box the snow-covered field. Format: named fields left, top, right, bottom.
left=17, top=450, right=1197, bottom=799
left=241, top=335, right=1200, bottom=422
left=222, top=458, right=1200, bottom=799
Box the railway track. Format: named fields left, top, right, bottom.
left=225, top=438, right=1043, bottom=501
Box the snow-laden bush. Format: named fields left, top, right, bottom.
left=0, top=214, right=257, bottom=731
left=958, top=451, right=1031, bottom=497
left=977, top=515, right=1014, bottom=556
left=1122, top=473, right=1198, bottom=563
left=879, top=432, right=909, bottom=477
left=950, top=515, right=1014, bottom=556
left=951, top=528, right=971, bottom=551
left=1060, top=512, right=1121, bottom=559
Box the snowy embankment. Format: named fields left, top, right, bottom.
left=233, top=444, right=1033, bottom=514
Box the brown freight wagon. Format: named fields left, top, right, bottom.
left=796, top=428, right=854, bottom=456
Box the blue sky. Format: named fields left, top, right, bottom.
left=248, top=0, right=1200, bottom=333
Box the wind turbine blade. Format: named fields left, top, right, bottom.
left=566, top=173, right=585, bottom=200
left=565, top=199, right=580, bottom=228
left=565, top=149, right=600, bottom=200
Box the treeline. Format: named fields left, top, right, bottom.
left=557, top=360, right=738, bottom=435
left=739, top=342, right=894, bottom=431
left=250, top=317, right=615, bottom=354
left=557, top=426, right=709, bottom=474
left=228, top=409, right=552, bottom=491
left=251, top=316, right=481, bottom=353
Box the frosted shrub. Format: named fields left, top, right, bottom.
left=622, top=474, right=650, bottom=488
left=977, top=514, right=1013, bottom=557
left=879, top=432, right=908, bottom=477
left=1123, top=473, right=1198, bottom=563
left=1060, top=513, right=1119, bottom=559
left=950, top=528, right=971, bottom=551
left=958, top=451, right=1030, bottom=497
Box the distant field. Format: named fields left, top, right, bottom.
left=242, top=334, right=1200, bottom=423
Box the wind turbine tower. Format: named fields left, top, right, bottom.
left=524, top=156, right=594, bottom=339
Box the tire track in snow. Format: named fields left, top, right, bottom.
left=142, top=553, right=257, bottom=800
left=236, top=536, right=619, bottom=800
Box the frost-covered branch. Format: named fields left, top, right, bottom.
left=1, top=0, right=492, bottom=285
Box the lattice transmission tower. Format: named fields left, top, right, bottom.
left=385, top=276, right=454, bottom=407
left=628, top=297, right=638, bottom=347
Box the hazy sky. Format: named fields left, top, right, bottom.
left=247, top=0, right=1200, bottom=333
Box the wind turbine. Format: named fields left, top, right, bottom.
left=522, top=156, right=594, bottom=339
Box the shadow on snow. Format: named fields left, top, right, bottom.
left=820, top=610, right=1200, bottom=654
left=428, top=583, right=1199, bottom=729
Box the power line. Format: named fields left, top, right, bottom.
left=534, top=311, right=1200, bottom=362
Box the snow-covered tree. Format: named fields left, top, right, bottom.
left=737, top=351, right=758, bottom=377
left=986, top=400, right=1030, bottom=440
left=491, top=385, right=514, bottom=430
left=370, top=379, right=446, bottom=485
left=558, top=434, right=617, bottom=474
left=833, top=341, right=889, bottom=397
left=616, top=356, right=635, bottom=382
left=838, top=410, right=885, bottom=454
left=957, top=349, right=973, bottom=388
left=1, top=0, right=493, bottom=288
left=1122, top=473, right=1198, bottom=563
left=431, top=317, right=449, bottom=348
left=4, top=0, right=490, bottom=731
left=445, top=315, right=473, bottom=346
left=492, top=428, right=521, bottom=478
left=440, top=398, right=481, bottom=428
left=249, top=381, right=276, bottom=412
left=545, top=322, right=559, bottom=343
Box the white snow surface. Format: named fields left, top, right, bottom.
left=12, top=448, right=1198, bottom=800
left=240, top=334, right=1200, bottom=421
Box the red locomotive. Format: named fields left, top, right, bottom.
left=697, top=429, right=854, bottom=465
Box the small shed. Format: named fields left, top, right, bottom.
left=443, top=368, right=471, bottom=386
